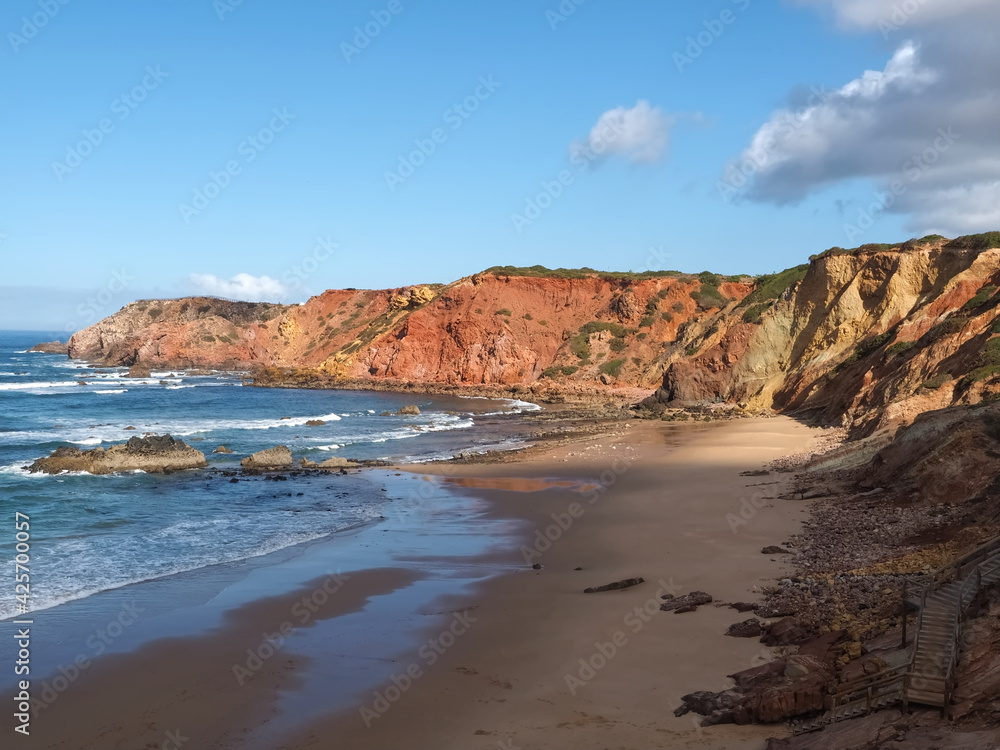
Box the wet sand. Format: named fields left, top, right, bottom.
left=11, top=416, right=819, bottom=749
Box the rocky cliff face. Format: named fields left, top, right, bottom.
left=653, top=233, right=1000, bottom=434
left=68, top=271, right=752, bottom=388
left=68, top=233, right=1000, bottom=435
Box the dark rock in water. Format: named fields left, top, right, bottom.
left=660, top=591, right=713, bottom=612
left=380, top=411, right=394, bottom=416
left=305, top=419, right=326, bottom=426
left=214, top=445, right=234, bottom=454
left=28, top=435, right=207, bottom=475
left=241, top=446, right=293, bottom=469
left=396, top=405, right=420, bottom=415
left=531, top=563, right=542, bottom=570
left=729, top=602, right=757, bottom=612
left=29, top=340, right=67, bottom=354
left=762, top=545, right=791, bottom=555
left=726, top=618, right=763, bottom=638
left=584, top=577, right=644, bottom=593
left=123, top=426, right=136, bottom=430
left=127, top=363, right=151, bottom=378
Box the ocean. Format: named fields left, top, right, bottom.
left=0, top=330, right=537, bottom=621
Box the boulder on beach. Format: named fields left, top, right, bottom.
left=660, top=591, right=713, bottom=612
left=241, top=446, right=293, bottom=469
left=584, top=577, right=645, bottom=594
left=726, top=618, right=764, bottom=638
left=29, top=340, right=68, bottom=354
left=762, top=545, right=791, bottom=555
left=396, top=405, right=420, bottom=415
left=213, top=445, right=234, bottom=454
left=28, top=435, right=207, bottom=475
left=127, top=363, right=151, bottom=378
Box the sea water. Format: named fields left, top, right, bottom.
left=0, top=330, right=536, bottom=620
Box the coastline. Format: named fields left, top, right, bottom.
left=8, top=415, right=823, bottom=749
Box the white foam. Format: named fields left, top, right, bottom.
left=0, top=380, right=85, bottom=390
left=0, top=508, right=383, bottom=620
left=94, top=389, right=126, bottom=395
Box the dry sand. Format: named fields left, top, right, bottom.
left=290, top=416, right=820, bottom=749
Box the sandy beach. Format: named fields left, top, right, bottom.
left=287, top=416, right=819, bottom=750
left=13, top=415, right=821, bottom=750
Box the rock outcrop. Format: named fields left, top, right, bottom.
left=241, top=446, right=293, bottom=469
left=28, top=435, right=207, bottom=475
left=29, top=340, right=68, bottom=354
left=65, top=271, right=748, bottom=389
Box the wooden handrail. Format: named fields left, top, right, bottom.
left=830, top=663, right=908, bottom=706
left=906, top=541, right=1000, bottom=713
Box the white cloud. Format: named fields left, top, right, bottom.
left=725, top=2, right=1000, bottom=236
left=571, top=100, right=673, bottom=164
left=188, top=273, right=288, bottom=302
left=797, top=0, right=996, bottom=30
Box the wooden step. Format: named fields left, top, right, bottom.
left=906, top=690, right=946, bottom=707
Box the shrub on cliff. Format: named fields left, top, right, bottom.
left=961, top=285, right=999, bottom=312
left=742, top=302, right=771, bottom=324
left=886, top=340, right=915, bottom=357
left=946, top=232, right=1000, bottom=251
left=599, top=359, right=625, bottom=377
left=744, top=264, right=808, bottom=305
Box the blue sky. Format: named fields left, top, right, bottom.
left=2, top=0, right=998, bottom=330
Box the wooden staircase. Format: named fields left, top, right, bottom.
left=904, top=538, right=1000, bottom=711
left=792, top=535, right=1000, bottom=734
